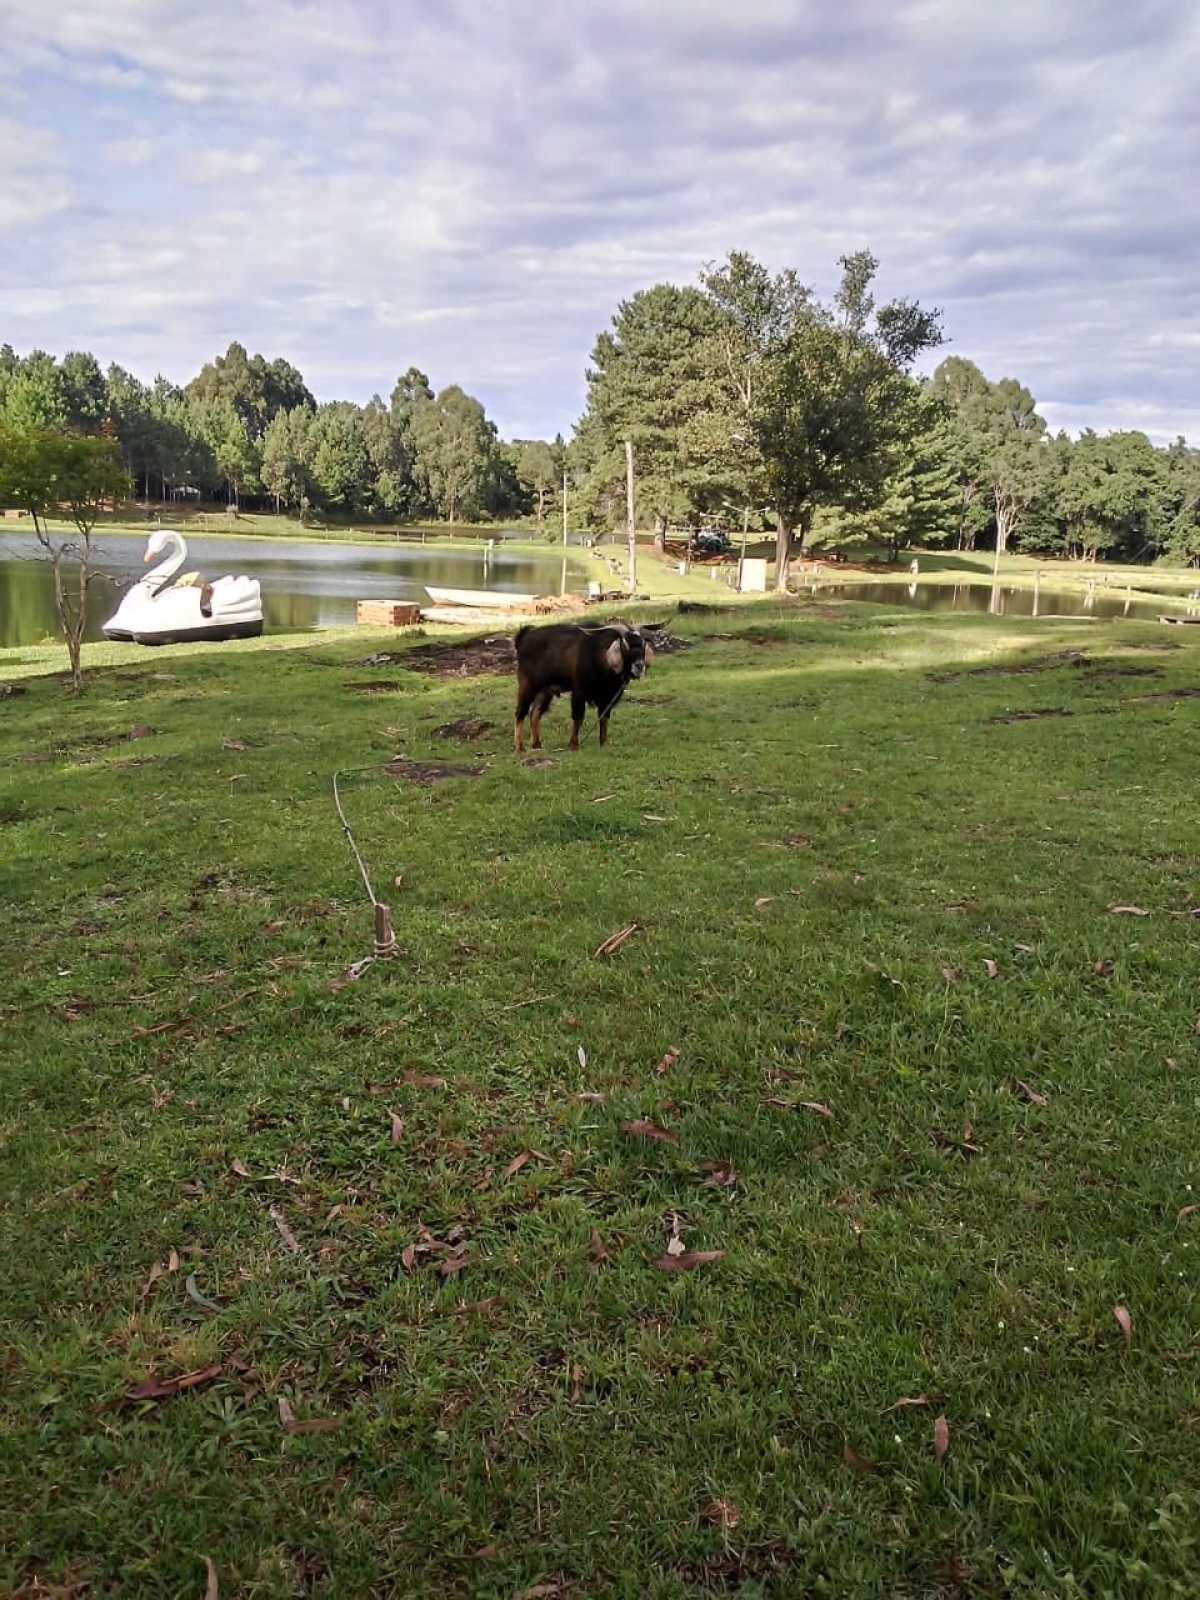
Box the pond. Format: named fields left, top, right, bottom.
left=0, top=531, right=584, bottom=648
left=811, top=578, right=1191, bottom=625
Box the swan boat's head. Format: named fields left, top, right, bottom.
left=143, top=528, right=187, bottom=564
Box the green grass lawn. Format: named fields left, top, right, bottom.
left=2, top=600, right=1198, bottom=1598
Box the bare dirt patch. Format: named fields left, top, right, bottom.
left=983, top=707, right=1075, bottom=725
left=433, top=717, right=496, bottom=741
left=930, top=650, right=1088, bottom=683
left=1127, top=686, right=1200, bottom=703
left=384, top=755, right=486, bottom=785
left=396, top=637, right=516, bottom=678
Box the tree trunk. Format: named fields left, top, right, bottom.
left=52, top=549, right=86, bottom=694
left=773, top=513, right=792, bottom=590
left=773, top=509, right=809, bottom=590
left=653, top=513, right=666, bottom=552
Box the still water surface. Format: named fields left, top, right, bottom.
left=0, top=531, right=583, bottom=647
left=814, top=579, right=1186, bottom=625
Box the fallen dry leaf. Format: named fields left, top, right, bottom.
left=1015, top=1079, right=1049, bottom=1106
left=799, top=1101, right=834, bottom=1119
left=448, top=1295, right=506, bottom=1315
left=1179, top=1204, right=1199, bottom=1222
left=1108, top=905, right=1150, bottom=916
left=513, top=1585, right=564, bottom=1600
left=588, top=1230, right=610, bottom=1272
left=933, top=1414, right=950, bottom=1460
left=1114, top=1304, right=1133, bottom=1345
left=278, top=1395, right=340, bottom=1435
left=700, top=1159, right=738, bottom=1189
left=139, top=1261, right=165, bottom=1298
left=754, top=895, right=777, bottom=908
left=701, top=1497, right=741, bottom=1529
left=1092, top=959, right=1114, bottom=976
left=124, top=1362, right=225, bottom=1403
left=569, top=1360, right=585, bottom=1404
left=653, top=1250, right=726, bottom=1270
left=231, top=1158, right=251, bottom=1178
left=941, top=966, right=958, bottom=984
left=842, top=1444, right=881, bottom=1472
left=269, top=1206, right=300, bottom=1254
left=221, top=737, right=248, bottom=751
left=577, top=1044, right=588, bottom=1071
left=591, top=922, right=640, bottom=958
left=204, top=1555, right=219, bottom=1600
left=404, top=1072, right=447, bottom=1088
left=401, top=1242, right=419, bottom=1271
left=881, top=1393, right=936, bottom=1415
left=620, top=1118, right=680, bottom=1147
left=983, top=958, right=999, bottom=978
left=439, top=1246, right=470, bottom=1277
left=656, top=1045, right=681, bottom=1076
left=389, top=1111, right=404, bottom=1145
left=505, top=1150, right=532, bottom=1179
left=575, top=1090, right=605, bottom=1103
left=168, top=1248, right=180, bottom=1272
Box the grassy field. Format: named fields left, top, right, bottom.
left=2, top=598, right=1199, bottom=1598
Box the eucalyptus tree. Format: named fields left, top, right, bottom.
left=516, top=439, right=559, bottom=523
left=701, top=250, right=943, bottom=587
left=308, top=403, right=371, bottom=514
left=929, top=358, right=1050, bottom=564
left=260, top=405, right=313, bottom=514
left=359, top=396, right=413, bottom=517
left=409, top=385, right=499, bottom=523
left=186, top=342, right=314, bottom=441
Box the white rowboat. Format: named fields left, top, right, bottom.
left=424, top=585, right=537, bottom=608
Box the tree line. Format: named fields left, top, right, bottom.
left=572, top=252, right=1200, bottom=582
left=3, top=247, right=1199, bottom=587
left=0, top=343, right=565, bottom=527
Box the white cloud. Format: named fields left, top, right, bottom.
left=0, top=0, right=1197, bottom=442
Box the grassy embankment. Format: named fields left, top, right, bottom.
left=2, top=596, right=1199, bottom=1597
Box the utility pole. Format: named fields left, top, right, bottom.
left=624, top=439, right=637, bottom=595
left=562, top=470, right=568, bottom=547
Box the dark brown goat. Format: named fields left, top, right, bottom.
left=513, top=622, right=651, bottom=752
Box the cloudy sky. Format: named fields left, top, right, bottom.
left=3, top=0, right=1198, bottom=444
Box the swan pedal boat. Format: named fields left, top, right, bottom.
left=103, top=529, right=263, bottom=645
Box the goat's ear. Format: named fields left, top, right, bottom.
left=643, top=640, right=655, bottom=666
left=604, top=637, right=625, bottom=673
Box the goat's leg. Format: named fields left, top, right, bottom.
left=514, top=684, right=534, bottom=752
left=530, top=690, right=554, bottom=749
left=569, top=692, right=587, bottom=750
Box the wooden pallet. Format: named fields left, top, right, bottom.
left=356, top=599, right=422, bottom=626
